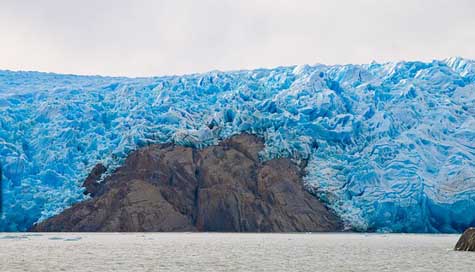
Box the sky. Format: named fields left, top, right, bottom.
left=1, top=0, right=474, bottom=77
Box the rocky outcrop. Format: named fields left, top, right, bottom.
left=82, top=163, right=107, bottom=197
left=455, top=228, right=475, bottom=251
left=31, top=134, right=342, bottom=232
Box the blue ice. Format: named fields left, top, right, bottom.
left=1, top=57, right=474, bottom=232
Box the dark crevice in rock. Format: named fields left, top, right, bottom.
left=31, top=134, right=342, bottom=232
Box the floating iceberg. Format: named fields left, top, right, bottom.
left=1, top=57, right=474, bottom=232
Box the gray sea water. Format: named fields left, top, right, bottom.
left=0, top=233, right=472, bottom=272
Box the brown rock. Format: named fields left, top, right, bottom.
left=82, top=163, right=107, bottom=197
left=31, top=133, right=342, bottom=232
left=455, top=227, right=475, bottom=251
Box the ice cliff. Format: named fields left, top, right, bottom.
left=1, top=57, right=474, bottom=232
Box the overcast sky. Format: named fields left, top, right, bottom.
left=1, top=0, right=474, bottom=77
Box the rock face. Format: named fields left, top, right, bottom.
left=82, top=163, right=107, bottom=197
left=31, top=134, right=342, bottom=232
left=455, top=228, right=475, bottom=251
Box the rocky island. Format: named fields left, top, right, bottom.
left=455, top=228, right=475, bottom=251
left=31, top=134, right=342, bottom=232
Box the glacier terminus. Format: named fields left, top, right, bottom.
left=0, top=57, right=474, bottom=232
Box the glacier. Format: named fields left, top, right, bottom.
left=1, top=57, right=475, bottom=232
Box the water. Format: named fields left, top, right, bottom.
left=0, top=233, right=472, bottom=271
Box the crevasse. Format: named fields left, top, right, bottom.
left=1, top=57, right=474, bottom=232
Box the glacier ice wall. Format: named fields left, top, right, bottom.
left=1, top=57, right=475, bottom=232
